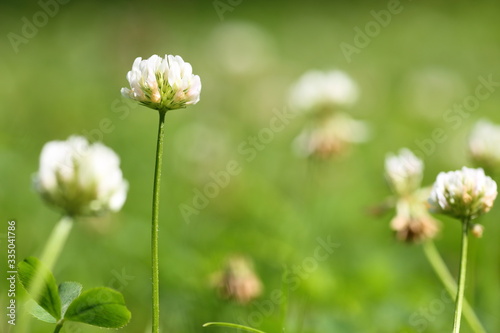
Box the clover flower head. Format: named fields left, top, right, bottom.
left=391, top=195, right=440, bottom=243
left=121, top=54, right=201, bottom=112
left=288, top=70, right=359, bottom=113
left=385, top=148, right=423, bottom=196
left=293, top=113, right=369, bottom=159
left=211, top=255, right=262, bottom=304
left=469, top=119, right=500, bottom=169
left=34, top=136, right=128, bottom=216
left=429, top=167, right=497, bottom=219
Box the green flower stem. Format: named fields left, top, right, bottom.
left=53, top=321, right=64, bottom=333
left=39, top=216, right=74, bottom=271
left=423, top=241, right=485, bottom=333
left=19, top=215, right=74, bottom=333
left=152, top=110, right=166, bottom=333
left=453, top=218, right=470, bottom=333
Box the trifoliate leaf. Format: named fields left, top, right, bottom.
left=18, top=257, right=61, bottom=320
left=64, top=287, right=131, bottom=328
left=25, top=299, right=56, bottom=324
left=59, top=282, right=83, bottom=317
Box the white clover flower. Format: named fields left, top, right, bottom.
left=121, top=54, right=201, bottom=112
left=429, top=167, right=497, bottom=220
left=293, top=113, right=369, bottom=158
left=288, top=70, right=359, bottom=113
left=34, top=136, right=128, bottom=216
left=385, top=148, right=424, bottom=196
left=469, top=119, right=500, bottom=169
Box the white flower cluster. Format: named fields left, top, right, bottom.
left=385, top=148, right=424, bottom=196
left=288, top=70, right=359, bottom=113
left=289, top=70, right=367, bottom=158
left=121, top=54, right=201, bottom=112
left=34, top=136, right=128, bottom=216
left=429, top=167, right=497, bottom=219
left=469, top=119, right=500, bottom=168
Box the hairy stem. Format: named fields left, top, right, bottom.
left=53, top=320, right=64, bottom=333
left=152, top=110, right=166, bottom=333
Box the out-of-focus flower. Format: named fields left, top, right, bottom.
left=293, top=113, right=369, bottom=159
left=429, top=167, right=497, bottom=220
left=34, top=136, right=128, bottom=216
left=471, top=224, right=484, bottom=238
left=385, top=149, right=423, bottom=197
left=121, top=54, right=201, bottom=112
left=469, top=119, right=500, bottom=170
left=391, top=192, right=439, bottom=243
left=382, top=150, right=440, bottom=242
left=211, top=255, right=262, bottom=304
left=288, top=70, right=359, bottom=113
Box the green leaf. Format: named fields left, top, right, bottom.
left=64, top=287, right=131, bottom=328
left=59, top=282, right=83, bottom=317
left=17, top=257, right=61, bottom=320
left=203, top=322, right=268, bottom=333
left=25, top=299, right=57, bottom=324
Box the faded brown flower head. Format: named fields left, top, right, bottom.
left=391, top=195, right=440, bottom=243
left=293, top=113, right=369, bottom=159
left=211, top=255, right=262, bottom=304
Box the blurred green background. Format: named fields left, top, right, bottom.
left=2, top=0, right=500, bottom=332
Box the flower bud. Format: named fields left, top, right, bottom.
left=471, top=224, right=484, bottom=238
left=429, top=167, right=497, bottom=220
left=34, top=136, right=128, bottom=216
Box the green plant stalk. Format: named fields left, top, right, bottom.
left=453, top=218, right=470, bottom=333
left=151, top=110, right=166, bottom=333
left=423, top=241, right=485, bottom=333
left=39, top=216, right=74, bottom=271
left=53, top=320, right=64, bottom=333
left=19, top=215, right=74, bottom=333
